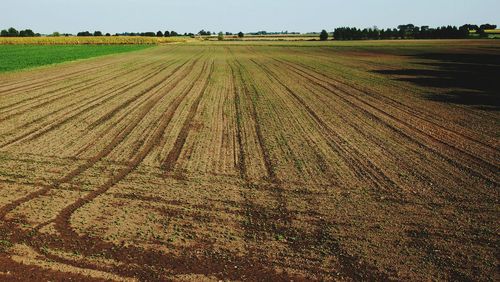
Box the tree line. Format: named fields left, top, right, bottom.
left=2, top=24, right=497, bottom=40
left=77, top=30, right=191, bottom=37
left=0, top=27, right=40, bottom=37
left=322, top=23, right=497, bottom=41
left=0, top=27, right=195, bottom=38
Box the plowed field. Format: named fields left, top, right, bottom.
left=0, top=41, right=498, bottom=281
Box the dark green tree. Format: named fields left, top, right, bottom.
left=319, top=29, right=329, bottom=40
left=77, top=31, right=92, bottom=36
left=238, top=31, right=244, bottom=38
left=156, top=31, right=163, bottom=37
left=8, top=27, right=19, bottom=37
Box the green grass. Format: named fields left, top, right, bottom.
left=0, top=45, right=152, bottom=73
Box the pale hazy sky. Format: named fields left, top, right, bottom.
left=2, top=0, right=499, bottom=34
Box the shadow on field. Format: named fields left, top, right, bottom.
left=374, top=52, right=500, bottom=110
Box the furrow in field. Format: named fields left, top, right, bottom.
left=250, top=58, right=398, bottom=191
left=272, top=47, right=499, bottom=151
left=0, top=55, right=159, bottom=110
left=275, top=55, right=500, bottom=166
left=55, top=53, right=204, bottom=224
left=0, top=58, right=179, bottom=149
left=286, top=47, right=498, bottom=137
left=160, top=61, right=213, bottom=173
left=6, top=56, right=177, bottom=140
left=0, top=60, right=161, bottom=123
left=104, top=53, right=206, bottom=163
left=231, top=58, right=295, bottom=254
left=233, top=60, right=275, bottom=181
left=0, top=67, right=144, bottom=140
left=45, top=57, right=214, bottom=278
left=232, top=55, right=386, bottom=280
left=0, top=58, right=129, bottom=96
left=230, top=63, right=247, bottom=180
left=0, top=54, right=212, bottom=279
left=274, top=58, right=499, bottom=185
left=259, top=56, right=474, bottom=200
left=86, top=58, right=183, bottom=130
left=0, top=54, right=202, bottom=221
left=240, top=50, right=399, bottom=280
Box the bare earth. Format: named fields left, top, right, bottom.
left=0, top=41, right=499, bottom=281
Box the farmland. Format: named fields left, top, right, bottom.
left=0, top=40, right=499, bottom=281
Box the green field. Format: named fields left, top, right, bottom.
left=0, top=45, right=151, bottom=73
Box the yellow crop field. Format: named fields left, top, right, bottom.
left=0, top=36, right=189, bottom=45
left=0, top=40, right=499, bottom=280
left=485, top=29, right=500, bottom=34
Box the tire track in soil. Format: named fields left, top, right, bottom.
left=0, top=60, right=160, bottom=123
left=0, top=55, right=201, bottom=220
left=0, top=58, right=147, bottom=111
left=230, top=58, right=300, bottom=270
left=272, top=57, right=499, bottom=185
left=50, top=60, right=205, bottom=270
left=0, top=59, right=126, bottom=96
left=0, top=55, right=217, bottom=280
left=7, top=58, right=179, bottom=143
left=160, top=60, right=214, bottom=174
left=262, top=52, right=498, bottom=208
left=75, top=53, right=204, bottom=157
left=236, top=55, right=391, bottom=280
left=85, top=60, right=180, bottom=130
left=37, top=57, right=296, bottom=280
left=278, top=47, right=499, bottom=151
left=0, top=57, right=189, bottom=150
left=250, top=58, right=398, bottom=193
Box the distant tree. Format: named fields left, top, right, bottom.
left=238, top=31, right=244, bottom=38
left=93, top=31, right=103, bottom=36
left=23, top=29, right=35, bottom=37
left=477, top=24, right=497, bottom=38
left=164, top=31, right=170, bottom=37
left=218, top=31, right=224, bottom=41
left=319, top=29, right=329, bottom=41
left=479, top=24, right=497, bottom=30
left=198, top=30, right=213, bottom=36
left=105, top=33, right=111, bottom=36
left=77, top=31, right=92, bottom=36
left=156, top=31, right=163, bottom=37
left=225, top=32, right=233, bottom=36
left=170, top=31, right=178, bottom=36
left=7, top=27, right=19, bottom=37
left=51, top=31, right=61, bottom=37
left=19, top=29, right=35, bottom=37
left=0, top=29, right=8, bottom=37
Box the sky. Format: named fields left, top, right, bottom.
left=2, top=0, right=499, bottom=34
